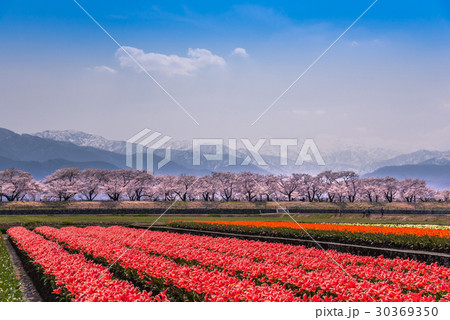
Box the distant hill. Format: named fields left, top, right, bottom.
left=31, top=129, right=397, bottom=175
left=0, top=128, right=191, bottom=178
left=32, top=129, right=266, bottom=174
left=0, top=128, right=125, bottom=166
left=371, top=150, right=450, bottom=169
left=0, top=155, right=119, bottom=180
left=365, top=164, right=450, bottom=189
left=2, top=127, right=449, bottom=182
left=34, top=130, right=450, bottom=175
left=0, top=128, right=264, bottom=177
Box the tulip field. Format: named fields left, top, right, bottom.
left=5, top=225, right=450, bottom=302
left=169, top=220, right=450, bottom=252
left=171, top=220, right=450, bottom=238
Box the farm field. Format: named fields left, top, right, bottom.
left=2, top=212, right=449, bottom=302
left=169, top=220, right=450, bottom=252
left=1, top=200, right=450, bottom=211
left=1, top=213, right=449, bottom=231
left=7, top=225, right=450, bottom=302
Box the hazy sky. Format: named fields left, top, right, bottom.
left=1, top=0, right=450, bottom=153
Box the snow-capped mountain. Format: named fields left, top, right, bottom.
left=31, top=129, right=450, bottom=176
left=34, top=130, right=127, bottom=154
left=371, top=150, right=450, bottom=168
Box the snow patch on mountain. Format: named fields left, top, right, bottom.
left=32, top=130, right=450, bottom=175
left=34, top=130, right=126, bottom=154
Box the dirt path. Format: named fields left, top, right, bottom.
left=2, top=235, right=42, bottom=302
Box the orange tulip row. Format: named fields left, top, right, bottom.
left=178, top=220, right=450, bottom=238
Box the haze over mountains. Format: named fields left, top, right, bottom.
left=0, top=128, right=449, bottom=188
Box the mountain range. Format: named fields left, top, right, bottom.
left=366, top=164, right=450, bottom=190
left=0, top=128, right=448, bottom=188
left=35, top=130, right=127, bottom=154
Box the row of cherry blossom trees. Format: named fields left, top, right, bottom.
left=1, top=168, right=449, bottom=202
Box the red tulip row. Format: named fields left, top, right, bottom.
left=52, top=226, right=386, bottom=300
left=6, top=227, right=167, bottom=302
left=35, top=226, right=299, bottom=301
left=79, top=226, right=450, bottom=301
left=36, top=226, right=450, bottom=302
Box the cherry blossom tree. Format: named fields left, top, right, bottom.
left=327, top=183, right=347, bottom=202
left=317, top=171, right=339, bottom=202
left=399, top=178, right=427, bottom=203
left=78, top=169, right=107, bottom=201
left=1, top=167, right=447, bottom=203
left=0, top=169, right=40, bottom=201
left=260, top=174, right=279, bottom=201
left=417, top=186, right=437, bottom=202
left=380, top=177, right=399, bottom=202
left=141, top=174, right=160, bottom=201
left=212, top=172, right=237, bottom=201
left=359, top=177, right=383, bottom=202
left=277, top=174, right=298, bottom=201
left=313, top=177, right=327, bottom=202
left=125, top=171, right=154, bottom=201
left=436, top=190, right=450, bottom=202
left=101, top=169, right=135, bottom=201
left=340, top=171, right=360, bottom=202
left=329, top=171, right=350, bottom=202
left=173, top=174, right=197, bottom=201
left=294, top=173, right=326, bottom=202
left=43, top=168, right=81, bottom=201
left=196, top=175, right=217, bottom=201
left=156, top=175, right=177, bottom=201
left=236, top=172, right=262, bottom=202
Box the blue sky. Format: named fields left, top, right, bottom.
left=2, top=1, right=449, bottom=61
left=1, top=0, right=450, bottom=152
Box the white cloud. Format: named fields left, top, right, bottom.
left=231, top=47, right=249, bottom=58
left=292, top=109, right=326, bottom=116
left=354, top=126, right=367, bottom=134
left=92, top=65, right=116, bottom=73
left=315, top=109, right=326, bottom=116
left=116, top=46, right=226, bottom=76
left=438, top=101, right=450, bottom=111
left=292, top=109, right=309, bottom=116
